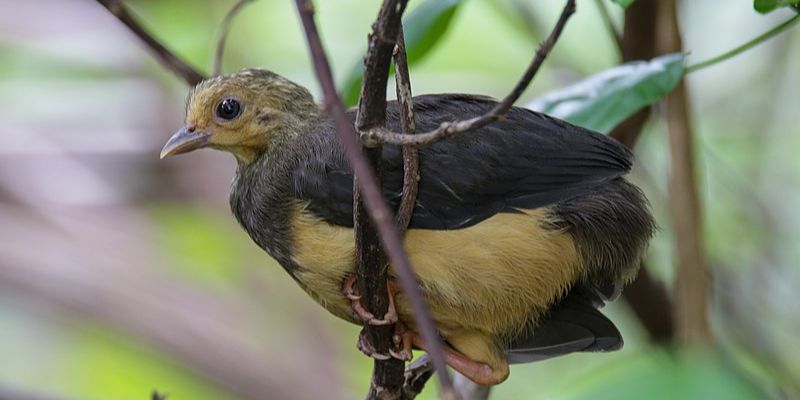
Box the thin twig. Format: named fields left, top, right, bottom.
left=594, top=0, right=623, bottom=51
left=213, top=0, right=253, bottom=76
left=393, top=25, right=431, bottom=399
left=363, top=0, right=576, bottom=148
left=686, top=13, right=800, bottom=73
left=393, top=25, right=419, bottom=235
left=292, top=0, right=455, bottom=397
left=95, top=0, right=205, bottom=85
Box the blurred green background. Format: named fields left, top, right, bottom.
left=0, top=0, right=798, bottom=399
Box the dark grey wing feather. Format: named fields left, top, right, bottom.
left=294, top=94, right=633, bottom=229
left=505, top=286, right=623, bottom=364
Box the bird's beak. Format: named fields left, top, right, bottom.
left=160, top=127, right=211, bottom=159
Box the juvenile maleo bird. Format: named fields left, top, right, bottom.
left=161, top=68, right=655, bottom=385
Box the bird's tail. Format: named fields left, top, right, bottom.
left=504, top=285, right=622, bottom=364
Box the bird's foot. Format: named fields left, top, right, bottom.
left=357, top=328, right=391, bottom=360
left=342, top=274, right=399, bottom=326
left=390, top=321, right=414, bottom=361
left=356, top=322, right=413, bottom=362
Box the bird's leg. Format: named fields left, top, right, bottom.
left=409, top=332, right=500, bottom=386
left=342, top=274, right=398, bottom=326
left=356, top=321, right=413, bottom=362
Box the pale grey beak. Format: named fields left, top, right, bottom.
left=160, top=127, right=211, bottom=159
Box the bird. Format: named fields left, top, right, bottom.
left=160, top=68, right=655, bottom=385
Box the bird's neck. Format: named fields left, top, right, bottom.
left=230, top=150, right=299, bottom=271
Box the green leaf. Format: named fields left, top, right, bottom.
left=526, top=53, right=686, bottom=133
left=610, top=0, right=636, bottom=8
left=340, top=0, right=461, bottom=106
left=560, top=351, right=765, bottom=400
left=754, top=0, right=800, bottom=13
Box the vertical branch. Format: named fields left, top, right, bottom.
left=352, top=1, right=454, bottom=397
left=95, top=0, right=205, bottom=85
left=609, top=0, right=676, bottom=342
left=354, top=1, right=411, bottom=397
left=354, top=3, right=411, bottom=394
left=393, top=25, right=419, bottom=235
left=392, top=27, right=442, bottom=400
left=355, top=2, right=409, bottom=394
left=292, top=1, right=454, bottom=398
left=657, top=0, right=713, bottom=344
left=609, top=0, right=657, bottom=148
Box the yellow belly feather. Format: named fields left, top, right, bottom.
left=289, top=202, right=581, bottom=340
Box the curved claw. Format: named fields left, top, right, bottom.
left=342, top=275, right=399, bottom=326
left=357, top=328, right=392, bottom=360
left=389, top=348, right=413, bottom=361
left=342, top=275, right=361, bottom=300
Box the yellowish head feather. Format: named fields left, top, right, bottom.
left=183, top=68, right=320, bottom=164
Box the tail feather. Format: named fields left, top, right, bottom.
left=505, top=286, right=622, bottom=364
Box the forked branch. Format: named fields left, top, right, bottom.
left=362, top=0, right=576, bottom=148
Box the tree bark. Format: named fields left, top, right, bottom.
left=612, top=0, right=676, bottom=343
left=657, top=0, right=713, bottom=345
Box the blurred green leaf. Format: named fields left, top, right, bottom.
left=526, top=53, right=685, bottom=133
left=610, top=0, right=636, bottom=8
left=561, top=351, right=765, bottom=400
left=340, top=0, right=461, bottom=106
left=754, top=0, right=800, bottom=13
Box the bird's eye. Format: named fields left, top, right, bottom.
left=215, top=98, right=241, bottom=121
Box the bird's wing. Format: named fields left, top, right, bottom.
left=294, top=94, right=633, bottom=229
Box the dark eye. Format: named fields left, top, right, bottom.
left=215, top=98, right=241, bottom=120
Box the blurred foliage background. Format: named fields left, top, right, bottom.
left=1, top=0, right=799, bottom=399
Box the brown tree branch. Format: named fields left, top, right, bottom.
left=95, top=0, right=206, bottom=86
left=657, top=0, right=712, bottom=345
left=393, top=26, right=419, bottom=236
left=213, top=0, right=253, bottom=77
left=292, top=1, right=455, bottom=398
left=401, top=356, right=435, bottom=399
left=609, top=0, right=676, bottom=342
left=350, top=1, right=457, bottom=397
left=392, top=26, right=442, bottom=400
left=362, top=0, right=576, bottom=148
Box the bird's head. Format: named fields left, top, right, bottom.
left=161, top=68, right=319, bottom=165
